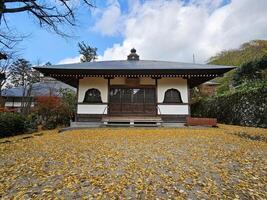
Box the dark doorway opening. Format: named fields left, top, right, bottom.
left=109, top=87, right=156, bottom=115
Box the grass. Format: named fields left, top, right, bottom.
left=0, top=125, right=266, bottom=199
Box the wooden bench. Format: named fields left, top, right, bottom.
left=185, top=117, right=217, bottom=127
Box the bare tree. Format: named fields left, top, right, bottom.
left=0, top=60, right=9, bottom=96
left=78, top=41, right=98, bottom=62
left=0, top=72, right=5, bottom=107
left=0, top=51, right=16, bottom=95
left=0, top=28, right=24, bottom=66
left=0, top=29, right=24, bottom=51
left=0, top=0, right=95, bottom=53
left=9, top=58, right=40, bottom=114
left=0, top=0, right=94, bottom=35
left=0, top=53, right=7, bottom=60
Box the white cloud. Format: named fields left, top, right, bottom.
left=92, top=0, right=123, bottom=36
left=95, top=0, right=267, bottom=63
left=58, top=55, right=81, bottom=64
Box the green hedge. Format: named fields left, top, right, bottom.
left=191, top=86, right=267, bottom=128
left=0, top=112, right=27, bottom=138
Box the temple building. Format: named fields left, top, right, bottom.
left=34, top=49, right=234, bottom=126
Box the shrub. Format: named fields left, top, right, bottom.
left=0, top=112, right=26, bottom=138
left=191, top=86, right=267, bottom=128
left=36, top=96, right=61, bottom=129
left=25, top=112, right=39, bottom=133
left=36, top=91, right=75, bottom=129
left=233, top=55, right=267, bottom=86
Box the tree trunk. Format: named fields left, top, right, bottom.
left=23, top=84, right=33, bottom=115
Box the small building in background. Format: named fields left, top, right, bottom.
left=1, top=77, right=76, bottom=112
left=198, top=81, right=220, bottom=96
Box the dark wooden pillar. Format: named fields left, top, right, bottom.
left=107, top=78, right=110, bottom=115
left=152, top=77, right=160, bottom=116
left=104, top=76, right=112, bottom=116
left=187, top=78, right=191, bottom=116
left=75, top=78, right=79, bottom=122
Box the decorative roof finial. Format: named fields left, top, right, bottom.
left=127, top=48, right=139, bottom=61
left=131, top=48, right=136, bottom=53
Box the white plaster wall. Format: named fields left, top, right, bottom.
left=5, top=102, right=34, bottom=107
left=158, top=105, right=189, bottom=115
left=78, top=77, right=108, bottom=103
left=5, top=102, right=21, bottom=107
left=77, top=104, right=108, bottom=114
left=157, top=78, right=188, bottom=103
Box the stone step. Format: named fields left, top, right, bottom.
left=101, top=116, right=163, bottom=127
left=70, top=121, right=101, bottom=128
left=101, top=123, right=162, bottom=127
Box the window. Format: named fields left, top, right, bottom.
left=163, top=89, right=183, bottom=103
left=83, top=88, right=102, bottom=103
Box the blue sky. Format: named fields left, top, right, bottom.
left=3, top=0, right=267, bottom=64
left=5, top=1, right=124, bottom=64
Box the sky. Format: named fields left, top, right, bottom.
left=3, top=0, right=267, bottom=65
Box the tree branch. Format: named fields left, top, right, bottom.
left=0, top=0, right=95, bottom=49
left=4, top=0, right=36, bottom=3
left=3, top=6, right=35, bottom=13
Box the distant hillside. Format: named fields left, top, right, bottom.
left=208, top=40, right=267, bottom=66
left=207, top=40, right=267, bottom=94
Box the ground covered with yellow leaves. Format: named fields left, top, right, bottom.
left=0, top=125, right=266, bottom=199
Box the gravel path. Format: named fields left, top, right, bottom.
left=0, top=125, right=266, bottom=199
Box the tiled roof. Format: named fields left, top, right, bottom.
left=34, top=60, right=234, bottom=70
left=2, top=80, right=75, bottom=97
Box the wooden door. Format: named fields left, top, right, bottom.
left=109, top=87, right=156, bottom=115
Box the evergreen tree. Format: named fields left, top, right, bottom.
left=78, top=42, right=98, bottom=62
left=207, top=40, right=267, bottom=94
